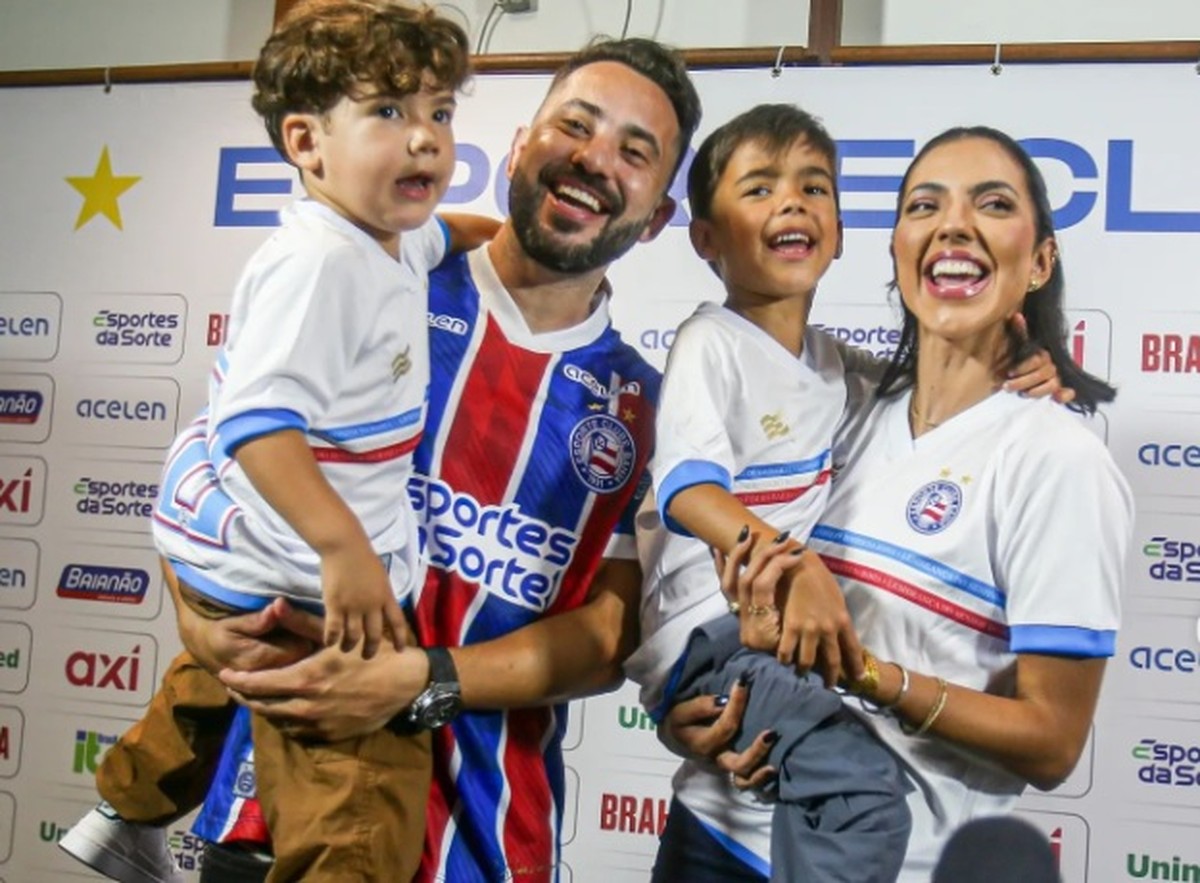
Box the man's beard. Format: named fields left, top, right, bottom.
left=508, top=162, right=652, bottom=274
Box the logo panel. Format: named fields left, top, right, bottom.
left=1112, top=612, right=1200, bottom=706
left=1065, top=309, right=1112, bottom=380
left=0, top=622, right=31, bottom=694
left=0, top=707, right=23, bottom=778
left=47, top=628, right=157, bottom=707
left=0, top=538, right=38, bottom=610
left=0, top=292, right=62, bottom=361
left=46, top=542, right=161, bottom=619
left=0, top=373, right=54, bottom=443
left=0, top=456, right=47, bottom=527
left=1012, top=810, right=1089, bottom=882
left=1138, top=513, right=1200, bottom=598
left=59, top=375, right=180, bottom=448
left=62, top=293, right=185, bottom=364
left=57, top=459, right=160, bottom=533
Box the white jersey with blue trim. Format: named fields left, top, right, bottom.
left=626, top=302, right=851, bottom=719
left=152, top=200, right=446, bottom=608
left=814, top=389, right=1131, bottom=879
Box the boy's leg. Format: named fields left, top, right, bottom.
left=250, top=711, right=432, bottom=883
left=96, top=649, right=237, bottom=823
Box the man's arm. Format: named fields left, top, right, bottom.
left=455, top=557, right=641, bottom=707
left=216, top=557, right=643, bottom=741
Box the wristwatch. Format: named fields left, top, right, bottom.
left=405, top=647, right=463, bottom=729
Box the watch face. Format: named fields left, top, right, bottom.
left=410, top=686, right=462, bottom=728
left=422, top=693, right=462, bottom=728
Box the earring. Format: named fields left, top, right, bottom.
left=1027, top=278, right=1040, bottom=293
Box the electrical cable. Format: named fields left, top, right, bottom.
left=476, top=2, right=501, bottom=55
left=620, top=0, right=633, bottom=39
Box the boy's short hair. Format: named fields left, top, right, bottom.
left=547, top=37, right=701, bottom=180
left=687, top=104, right=839, bottom=222
left=252, top=0, right=470, bottom=156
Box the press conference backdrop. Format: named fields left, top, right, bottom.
left=0, top=62, right=1197, bottom=881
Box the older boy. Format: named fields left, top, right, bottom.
left=627, top=104, right=912, bottom=883
left=60, top=2, right=469, bottom=881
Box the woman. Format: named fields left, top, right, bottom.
left=657, top=127, right=1133, bottom=881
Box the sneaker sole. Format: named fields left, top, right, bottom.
left=59, top=826, right=179, bottom=883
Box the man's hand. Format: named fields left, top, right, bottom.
left=165, top=561, right=317, bottom=675
left=660, top=684, right=776, bottom=790
left=218, top=641, right=429, bottom=742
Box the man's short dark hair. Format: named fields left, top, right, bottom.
left=549, top=37, right=701, bottom=179
left=687, top=103, right=839, bottom=222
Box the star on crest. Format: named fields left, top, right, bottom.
left=66, top=146, right=141, bottom=230
left=622, top=407, right=637, bottom=424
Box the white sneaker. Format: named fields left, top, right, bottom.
left=58, top=802, right=185, bottom=883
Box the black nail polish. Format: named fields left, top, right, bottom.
left=790, top=546, right=807, bottom=556
left=772, top=530, right=790, bottom=544
left=736, top=525, right=750, bottom=543
left=763, top=730, right=779, bottom=745
left=736, top=673, right=750, bottom=688
left=714, top=694, right=730, bottom=708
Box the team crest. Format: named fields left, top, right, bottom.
left=906, top=480, right=962, bottom=534
left=569, top=414, right=636, bottom=494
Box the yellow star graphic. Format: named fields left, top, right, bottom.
left=940, top=467, right=952, bottom=478
left=622, top=407, right=637, bottom=424
left=66, top=146, right=141, bottom=230
left=960, top=475, right=973, bottom=484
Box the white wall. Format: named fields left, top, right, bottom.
left=2, top=0, right=1196, bottom=73
left=880, top=0, right=1200, bottom=44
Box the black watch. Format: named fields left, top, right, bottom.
left=405, top=647, right=463, bottom=729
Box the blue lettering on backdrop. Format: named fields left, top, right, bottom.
left=212, top=138, right=1200, bottom=234
left=214, top=147, right=292, bottom=227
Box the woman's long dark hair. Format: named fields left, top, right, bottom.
left=877, top=126, right=1116, bottom=414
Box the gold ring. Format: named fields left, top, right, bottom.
left=747, top=604, right=777, bottom=617
left=727, top=601, right=741, bottom=614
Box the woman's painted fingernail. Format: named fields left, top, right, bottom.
left=736, top=525, right=750, bottom=543
left=772, top=531, right=790, bottom=544
left=763, top=730, right=779, bottom=745
left=736, top=673, right=750, bottom=688
left=715, top=694, right=730, bottom=708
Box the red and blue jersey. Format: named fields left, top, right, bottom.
left=195, top=246, right=660, bottom=882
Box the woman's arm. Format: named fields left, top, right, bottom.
left=864, top=653, right=1105, bottom=790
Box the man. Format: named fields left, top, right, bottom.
left=177, top=37, right=702, bottom=883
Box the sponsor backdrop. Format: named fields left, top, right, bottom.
left=0, top=61, right=1197, bottom=881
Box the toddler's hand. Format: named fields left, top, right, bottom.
left=322, top=545, right=407, bottom=658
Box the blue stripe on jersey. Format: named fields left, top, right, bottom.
left=658, top=459, right=732, bottom=536
left=421, top=253, right=480, bottom=477
left=314, top=405, right=423, bottom=443
left=169, top=561, right=271, bottom=612
left=811, top=524, right=1006, bottom=608
left=1010, top=623, right=1116, bottom=657
left=214, top=408, right=306, bottom=456
left=735, top=449, right=830, bottom=481
left=703, top=816, right=772, bottom=878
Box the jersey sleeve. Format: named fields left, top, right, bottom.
left=994, top=417, right=1133, bottom=658
left=402, top=215, right=450, bottom=275
left=653, top=316, right=736, bottom=536
left=211, top=242, right=378, bottom=456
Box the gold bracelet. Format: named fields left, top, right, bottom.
left=875, top=662, right=910, bottom=709
left=902, top=676, right=948, bottom=737
left=848, top=649, right=880, bottom=697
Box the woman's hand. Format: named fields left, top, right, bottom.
left=716, top=535, right=863, bottom=687
left=660, top=682, right=777, bottom=790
